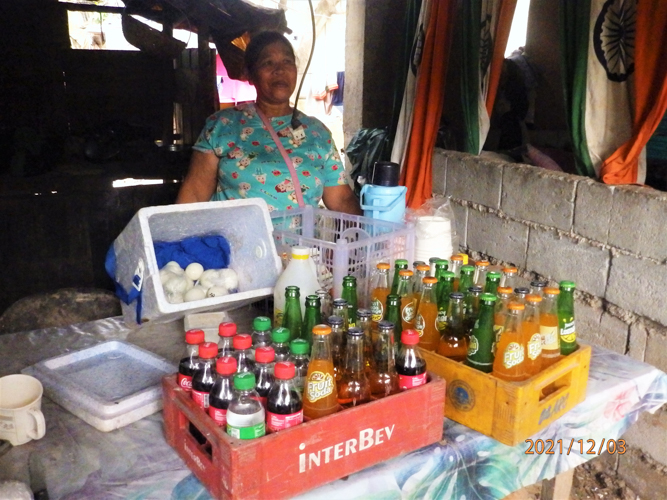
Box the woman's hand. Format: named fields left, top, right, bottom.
left=176, top=151, right=219, bottom=203
left=322, top=184, right=363, bottom=215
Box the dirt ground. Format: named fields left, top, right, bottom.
left=571, top=460, right=639, bottom=500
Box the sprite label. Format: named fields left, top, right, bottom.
left=560, top=319, right=576, bottom=344
left=227, top=422, right=265, bottom=440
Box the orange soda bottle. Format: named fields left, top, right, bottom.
left=494, top=287, right=514, bottom=344
left=501, top=266, right=518, bottom=289
left=303, top=324, right=339, bottom=419
left=523, top=294, right=544, bottom=377
left=540, top=288, right=561, bottom=368
left=436, top=292, right=468, bottom=361
left=474, top=260, right=490, bottom=287
left=414, top=276, right=440, bottom=351
left=493, top=302, right=528, bottom=381
left=396, top=269, right=418, bottom=331
left=370, top=262, right=391, bottom=328
left=449, top=254, right=464, bottom=291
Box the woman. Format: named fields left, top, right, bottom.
left=176, top=31, right=362, bottom=215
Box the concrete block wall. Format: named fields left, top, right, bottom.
left=432, top=149, right=667, bottom=492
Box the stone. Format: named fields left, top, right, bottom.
left=526, top=228, right=610, bottom=297
left=622, top=407, right=667, bottom=466
left=608, top=185, right=667, bottom=261
left=501, top=164, right=582, bottom=231
left=573, top=299, right=628, bottom=353
left=617, top=447, right=667, bottom=500
left=645, top=323, right=667, bottom=374
left=627, top=321, right=649, bottom=362
left=467, top=209, right=528, bottom=268
left=445, top=154, right=503, bottom=209
left=573, top=179, right=614, bottom=244
left=432, top=149, right=448, bottom=195
left=606, top=254, right=667, bottom=327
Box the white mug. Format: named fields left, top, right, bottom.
left=0, top=374, right=46, bottom=446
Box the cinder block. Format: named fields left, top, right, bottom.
left=467, top=209, right=528, bottom=268
left=449, top=202, right=467, bottom=248
left=622, top=407, right=667, bottom=466
left=445, top=154, right=503, bottom=209
left=574, top=300, right=628, bottom=353
left=574, top=179, right=614, bottom=244
left=618, top=447, right=667, bottom=500
left=628, top=321, right=649, bottom=362
left=432, top=149, right=447, bottom=195
left=607, top=254, right=667, bottom=327
left=502, top=164, right=580, bottom=231
left=645, top=324, right=667, bottom=374
left=526, top=228, right=610, bottom=297
left=609, top=185, right=667, bottom=261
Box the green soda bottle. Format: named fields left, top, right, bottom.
left=463, top=285, right=483, bottom=336
left=342, top=276, right=358, bottom=327
left=558, top=281, right=578, bottom=355
left=459, top=265, right=475, bottom=295
left=302, top=294, right=322, bottom=348
left=466, top=293, right=497, bottom=373
left=391, top=259, right=409, bottom=295
left=484, top=271, right=502, bottom=295
left=385, top=294, right=402, bottom=346
left=282, top=286, right=302, bottom=341
left=436, top=271, right=456, bottom=331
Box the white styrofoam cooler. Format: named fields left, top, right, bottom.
left=111, top=199, right=282, bottom=325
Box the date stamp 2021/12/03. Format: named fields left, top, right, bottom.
left=525, top=439, right=627, bottom=455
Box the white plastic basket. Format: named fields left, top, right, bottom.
left=271, top=206, right=415, bottom=306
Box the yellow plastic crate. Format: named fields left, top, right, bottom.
left=420, top=344, right=591, bottom=446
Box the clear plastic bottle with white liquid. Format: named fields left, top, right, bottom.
left=273, top=246, right=320, bottom=327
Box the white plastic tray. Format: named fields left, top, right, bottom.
left=23, top=340, right=176, bottom=432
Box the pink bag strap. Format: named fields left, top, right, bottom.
left=255, top=106, right=305, bottom=208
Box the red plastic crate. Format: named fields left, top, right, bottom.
left=162, top=374, right=446, bottom=499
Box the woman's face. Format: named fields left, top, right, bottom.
left=249, top=41, right=297, bottom=107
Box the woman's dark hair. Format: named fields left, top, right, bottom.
left=245, top=31, right=295, bottom=78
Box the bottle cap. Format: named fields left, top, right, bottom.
left=503, top=267, right=518, bottom=273
left=290, top=338, right=310, bottom=355
left=449, top=292, right=465, bottom=300
left=291, top=246, right=310, bottom=260
left=218, top=322, right=237, bottom=337
left=498, top=286, right=514, bottom=295
left=476, top=260, right=490, bottom=267
left=271, top=327, right=290, bottom=343
left=199, top=342, right=218, bottom=359
left=413, top=260, right=426, bottom=268
left=467, top=286, right=483, bottom=294
left=255, top=346, right=275, bottom=363
left=395, top=259, right=408, bottom=267
left=399, top=269, right=413, bottom=277
left=312, top=324, right=332, bottom=336
left=429, top=257, right=442, bottom=263
left=514, top=287, right=530, bottom=295
left=233, top=334, right=252, bottom=350
left=356, top=308, right=372, bottom=319
left=347, top=327, right=364, bottom=337
left=526, top=294, right=542, bottom=303
left=559, top=280, right=576, bottom=291
left=442, top=271, right=456, bottom=279
left=435, top=259, right=448, bottom=266
left=253, top=316, right=271, bottom=332
left=216, top=356, right=237, bottom=375
left=274, top=362, right=296, bottom=380
left=423, top=276, right=438, bottom=284
left=544, top=287, right=560, bottom=296
left=480, top=293, right=498, bottom=303
left=327, top=316, right=344, bottom=327
left=416, top=264, right=430, bottom=272
left=486, top=271, right=502, bottom=280
left=185, top=329, right=205, bottom=345
left=401, top=329, right=420, bottom=345
left=450, top=254, right=464, bottom=262
left=377, top=262, right=391, bottom=270
left=377, top=320, right=395, bottom=331
left=508, top=302, right=525, bottom=311
left=332, top=298, right=348, bottom=307
left=461, top=265, right=475, bottom=274
left=530, top=280, right=547, bottom=288
left=233, top=372, right=256, bottom=390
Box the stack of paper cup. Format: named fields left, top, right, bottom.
left=414, top=216, right=453, bottom=263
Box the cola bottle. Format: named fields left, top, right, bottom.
left=217, top=322, right=237, bottom=358
left=253, top=346, right=275, bottom=407
left=396, top=330, right=427, bottom=390
left=266, top=362, right=303, bottom=433
left=191, top=342, right=218, bottom=409
left=208, top=357, right=238, bottom=427
left=232, top=334, right=255, bottom=373
left=178, top=329, right=205, bottom=392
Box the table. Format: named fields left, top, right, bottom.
left=1, top=311, right=665, bottom=499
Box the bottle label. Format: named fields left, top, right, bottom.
left=493, top=324, right=504, bottom=342
left=209, top=406, right=227, bottom=427
left=227, top=422, right=266, bottom=440
left=371, top=298, right=384, bottom=322
left=191, top=389, right=209, bottom=409
left=274, top=308, right=284, bottom=327
left=306, top=371, right=335, bottom=403
left=415, top=313, right=425, bottom=336
left=178, top=373, right=192, bottom=392
left=527, top=333, right=542, bottom=360
left=540, top=325, right=559, bottom=350
left=401, top=300, right=416, bottom=323
left=503, top=342, right=525, bottom=369
left=267, top=410, right=304, bottom=432
left=560, top=320, right=576, bottom=344
left=436, top=310, right=448, bottom=330
left=467, top=335, right=479, bottom=356
left=398, top=372, right=427, bottom=389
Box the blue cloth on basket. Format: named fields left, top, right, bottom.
left=154, top=235, right=231, bottom=270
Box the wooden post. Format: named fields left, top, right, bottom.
left=541, top=468, right=574, bottom=500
